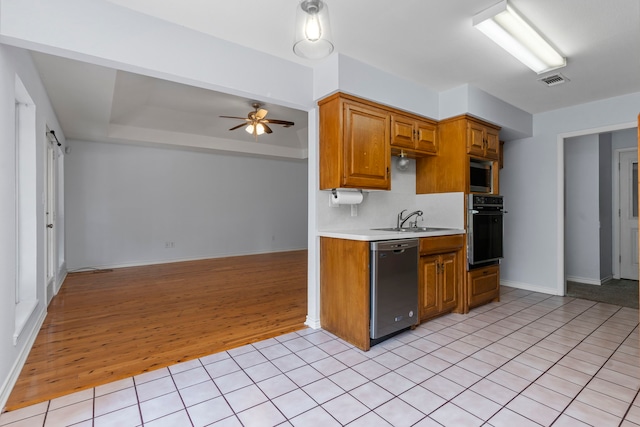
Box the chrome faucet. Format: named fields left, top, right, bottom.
left=397, top=209, right=424, bottom=228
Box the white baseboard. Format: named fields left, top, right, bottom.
left=566, top=275, right=603, bottom=286
left=501, top=279, right=563, bottom=296
left=66, top=247, right=308, bottom=272
left=55, top=262, right=67, bottom=295
left=600, top=275, right=614, bottom=284
left=304, top=315, right=321, bottom=330
left=0, top=307, right=47, bottom=413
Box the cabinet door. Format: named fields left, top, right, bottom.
left=343, top=103, right=391, bottom=189
left=390, top=115, right=416, bottom=150
left=419, top=255, right=440, bottom=321
left=440, top=252, right=458, bottom=312
left=468, top=265, right=500, bottom=308
left=467, top=122, right=486, bottom=157
left=415, top=121, right=437, bottom=154
left=484, top=127, right=500, bottom=160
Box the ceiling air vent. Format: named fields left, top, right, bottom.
left=538, top=73, right=569, bottom=87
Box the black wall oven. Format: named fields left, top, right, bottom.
left=467, top=194, right=504, bottom=267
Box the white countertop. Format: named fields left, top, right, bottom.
left=318, top=228, right=465, bottom=241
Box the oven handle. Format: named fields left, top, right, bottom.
left=469, top=210, right=505, bottom=215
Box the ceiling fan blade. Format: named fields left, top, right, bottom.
left=256, top=108, right=268, bottom=120
left=228, top=123, right=247, bottom=131
left=262, top=123, right=273, bottom=134
left=264, top=119, right=295, bottom=127
left=220, top=115, right=250, bottom=120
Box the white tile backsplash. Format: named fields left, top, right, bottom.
left=317, top=158, right=464, bottom=231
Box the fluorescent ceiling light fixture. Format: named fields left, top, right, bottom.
left=473, top=0, right=566, bottom=74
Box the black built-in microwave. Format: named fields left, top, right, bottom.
left=469, top=159, right=493, bottom=193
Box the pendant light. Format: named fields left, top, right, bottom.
left=293, top=0, right=334, bottom=59
left=397, top=151, right=410, bottom=171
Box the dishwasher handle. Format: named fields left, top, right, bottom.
left=370, top=238, right=419, bottom=252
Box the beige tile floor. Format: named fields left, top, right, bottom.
left=1, top=286, right=640, bottom=427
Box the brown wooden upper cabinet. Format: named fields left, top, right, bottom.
left=319, top=93, right=391, bottom=190
left=390, top=113, right=438, bottom=156
left=416, top=115, right=501, bottom=194
left=467, top=120, right=500, bottom=160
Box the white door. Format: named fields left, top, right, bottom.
left=620, top=150, right=638, bottom=280
left=45, top=131, right=57, bottom=304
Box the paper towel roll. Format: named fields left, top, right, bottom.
left=331, top=190, right=364, bottom=205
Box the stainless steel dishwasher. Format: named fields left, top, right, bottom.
left=370, top=238, right=419, bottom=343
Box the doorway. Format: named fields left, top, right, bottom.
left=563, top=127, right=638, bottom=306
left=45, top=127, right=57, bottom=305
left=618, top=149, right=639, bottom=280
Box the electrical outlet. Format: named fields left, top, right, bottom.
left=165, top=241, right=175, bottom=248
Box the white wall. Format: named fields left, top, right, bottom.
left=564, top=134, right=600, bottom=283
left=500, top=92, right=640, bottom=295
left=0, top=45, right=66, bottom=411
left=65, top=140, right=308, bottom=270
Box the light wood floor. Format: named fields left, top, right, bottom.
left=6, top=250, right=308, bottom=411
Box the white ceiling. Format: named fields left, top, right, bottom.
left=31, top=53, right=311, bottom=159
left=31, top=0, right=640, bottom=157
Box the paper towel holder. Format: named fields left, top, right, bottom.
left=331, top=189, right=364, bottom=216
left=331, top=188, right=363, bottom=200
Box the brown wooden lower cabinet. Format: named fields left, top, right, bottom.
left=419, top=235, right=464, bottom=322
left=319, top=234, right=493, bottom=351
left=320, top=237, right=371, bottom=351
left=467, top=264, right=500, bottom=309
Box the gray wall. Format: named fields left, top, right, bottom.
left=565, top=134, right=600, bottom=283
left=500, top=94, right=640, bottom=294
left=599, top=133, right=613, bottom=282
left=563, top=130, right=632, bottom=285
left=612, top=128, right=638, bottom=151
left=65, top=140, right=308, bottom=270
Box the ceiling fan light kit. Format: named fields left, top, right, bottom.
left=245, top=123, right=265, bottom=136
left=293, top=0, right=334, bottom=59
left=473, top=0, right=566, bottom=74
left=220, top=103, right=295, bottom=140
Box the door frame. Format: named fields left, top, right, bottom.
left=614, top=148, right=638, bottom=280
left=558, top=121, right=637, bottom=296
left=45, top=127, right=57, bottom=305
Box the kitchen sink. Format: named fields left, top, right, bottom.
left=372, top=227, right=453, bottom=233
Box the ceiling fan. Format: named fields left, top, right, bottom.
left=220, top=103, right=295, bottom=139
